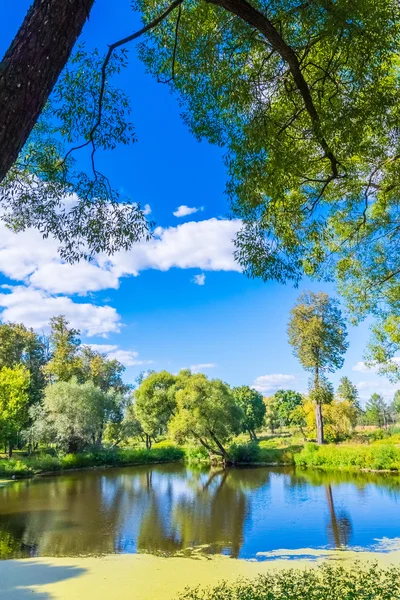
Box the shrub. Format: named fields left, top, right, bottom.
left=229, top=442, right=261, bottom=463
left=178, top=564, right=400, bottom=600
left=295, top=443, right=400, bottom=471
left=185, top=446, right=210, bottom=463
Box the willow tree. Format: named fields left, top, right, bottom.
left=288, top=292, right=348, bottom=444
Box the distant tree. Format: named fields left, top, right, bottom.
left=0, top=365, right=30, bottom=456
left=390, top=390, right=400, bottom=422
left=288, top=292, right=348, bottom=444
left=274, top=389, right=303, bottom=426
left=336, top=377, right=361, bottom=411
left=80, top=346, right=129, bottom=394
left=41, top=378, right=121, bottom=452
left=365, top=393, right=389, bottom=428
left=263, top=396, right=281, bottom=434
left=169, top=374, right=243, bottom=461
left=43, top=316, right=82, bottom=382
left=104, top=402, right=144, bottom=447
left=135, top=370, right=177, bottom=449
left=0, top=323, right=47, bottom=405
left=232, top=386, right=265, bottom=440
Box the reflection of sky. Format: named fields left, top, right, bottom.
left=237, top=473, right=400, bottom=559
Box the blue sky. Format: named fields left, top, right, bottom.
left=0, top=1, right=396, bottom=403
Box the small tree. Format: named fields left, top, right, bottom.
left=135, top=371, right=177, bottom=449
left=336, top=377, right=361, bottom=411
left=288, top=292, right=348, bottom=444
left=365, top=393, right=389, bottom=428
left=274, top=389, right=303, bottom=427
left=263, top=396, right=281, bottom=434
left=169, top=374, right=243, bottom=461
left=232, top=386, right=265, bottom=440
left=43, top=316, right=82, bottom=383
left=0, top=365, right=30, bottom=456
left=41, top=378, right=120, bottom=452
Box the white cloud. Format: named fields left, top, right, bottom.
left=356, top=379, right=399, bottom=403
left=192, top=273, right=206, bottom=286
left=252, top=374, right=296, bottom=394
left=0, top=286, right=120, bottom=337
left=0, top=218, right=241, bottom=296
left=353, top=358, right=400, bottom=374
left=173, top=205, right=203, bottom=218
left=190, top=363, right=216, bottom=372
left=143, top=204, right=152, bottom=215
left=87, top=344, right=153, bottom=367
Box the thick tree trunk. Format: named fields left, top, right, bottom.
left=0, top=0, right=95, bottom=182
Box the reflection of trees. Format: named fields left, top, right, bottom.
left=0, top=465, right=269, bottom=559
left=324, top=484, right=352, bottom=548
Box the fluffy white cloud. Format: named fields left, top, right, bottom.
left=192, top=273, right=206, bottom=286
left=252, top=374, right=296, bottom=394
left=356, top=379, right=399, bottom=402
left=0, top=218, right=241, bottom=296
left=0, top=286, right=120, bottom=337
left=353, top=358, right=400, bottom=375
left=190, top=363, right=216, bottom=372
left=173, top=205, right=203, bottom=218
left=143, top=204, right=152, bottom=215
left=88, top=344, right=153, bottom=367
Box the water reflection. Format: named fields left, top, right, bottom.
left=0, top=465, right=400, bottom=560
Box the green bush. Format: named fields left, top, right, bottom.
left=295, top=442, right=400, bottom=471
left=185, top=446, right=210, bottom=463
left=0, top=445, right=184, bottom=478
left=229, top=442, right=261, bottom=463
left=179, top=564, right=400, bottom=600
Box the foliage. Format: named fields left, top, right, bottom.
left=288, top=291, right=348, bottom=444
left=42, top=316, right=82, bottom=382
left=104, top=402, right=143, bottom=447
left=39, top=378, right=121, bottom=452
left=0, top=445, right=184, bottom=479
left=80, top=346, right=129, bottom=394
left=295, top=442, right=400, bottom=471
left=178, top=564, right=400, bottom=600
left=0, top=323, right=47, bottom=405
left=229, top=441, right=261, bottom=464
left=232, top=386, right=265, bottom=440
left=336, top=376, right=360, bottom=410
left=302, top=399, right=357, bottom=443
left=169, top=373, right=243, bottom=458
left=135, top=370, right=177, bottom=447
left=263, top=396, right=281, bottom=433
left=2, top=43, right=150, bottom=261
left=0, top=365, right=30, bottom=453
left=273, top=389, right=303, bottom=426
left=365, top=393, right=390, bottom=428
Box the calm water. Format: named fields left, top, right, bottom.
left=0, top=464, right=400, bottom=560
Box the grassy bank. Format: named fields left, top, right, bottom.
left=0, top=445, right=184, bottom=479
left=179, top=564, right=400, bottom=600
left=295, top=442, right=400, bottom=471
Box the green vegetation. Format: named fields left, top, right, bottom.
left=179, top=564, right=400, bottom=600
left=0, top=446, right=184, bottom=479
left=295, top=443, right=400, bottom=472
left=288, top=291, right=349, bottom=444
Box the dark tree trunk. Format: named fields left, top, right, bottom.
left=0, top=0, right=95, bottom=182
left=8, top=442, right=13, bottom=458
left=145, top=434, right=152, bottom=450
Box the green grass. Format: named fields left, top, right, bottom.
left=178, top=564, right=400, bottom=600
left=295, top=442, right=400, bottom=471
left=0, top=445, right=185, bottom=479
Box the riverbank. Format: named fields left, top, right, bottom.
left=1, top=549, right=400, bottom=600
left=3, top=437, right=400, bottom=479
left=0, top=446, right=184, bottom=479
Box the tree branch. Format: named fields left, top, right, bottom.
left=205, top=0, right=340, bottom=176
left=63, top=0, right=184, bottom=165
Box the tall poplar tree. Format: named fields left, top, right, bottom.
left=287, top=291, right=348, bottom=444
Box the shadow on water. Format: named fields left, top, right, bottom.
left=0, top=561, right=86, bottom=599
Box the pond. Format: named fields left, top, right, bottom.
left=0, top=464, right=400, bottom=560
